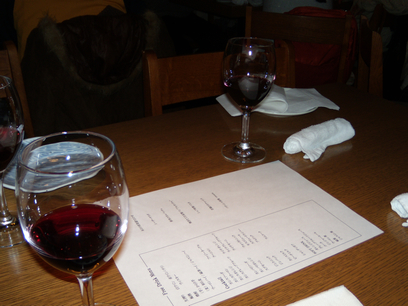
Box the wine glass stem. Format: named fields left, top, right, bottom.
left=77, top=275, right=95, bottom=306
left=240, top=110, right=251, bottom=146
left=0, top=173, right=14, bottom=226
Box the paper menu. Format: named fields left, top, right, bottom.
left=114, top=161, right=382, bottom=306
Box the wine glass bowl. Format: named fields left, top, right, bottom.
left=16, top=131, right=129, bottom=305
left=222, top=37, right=276, bottom=163
left=0, top=75, right=24, bottom=247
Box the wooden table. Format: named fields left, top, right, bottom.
left=1, top=83, right=408, bottom=305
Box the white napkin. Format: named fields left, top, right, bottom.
left=216, top=85, right=339, bottom=117
left=287, top=285, right=363, bottom=306
left=391, top=193, right=408, bottom=226
left=283, top=118, right=355, bottom=162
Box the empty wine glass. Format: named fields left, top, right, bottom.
left=16, top=131, right=129, bottom=306
left=0, top=75, right=24, bottom=247
left=222, top=37, right=276, bottom=163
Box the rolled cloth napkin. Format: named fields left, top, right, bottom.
left=283, top=118, right=355, bottom=162
left=391, top=193, right=408, bottom=226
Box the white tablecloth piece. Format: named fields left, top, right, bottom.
left=287, top=285, right=364, bottom=306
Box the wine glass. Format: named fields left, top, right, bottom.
left=0, top=75, right=24, bottom=247
left=15, top=131, right=129, bottom=306
left=222, top=37, right=276, bottom=163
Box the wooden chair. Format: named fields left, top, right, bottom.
left=350, top=3, right=387, bottom=33
left=357, top=15, right=383, bottom=97
left=245, top=6, right=354, bottom=87
left=369, top=3, right=387, bottom=33
left=143, top=42, right=295, bottom=116
left=0, top=41, right=34, bottom=138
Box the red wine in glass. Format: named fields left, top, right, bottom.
left=0, top=127, right=22, bottom=171
left=224, top=75, right=272, bottom=110
left=222, top=37, right=276, bottom=163
left=16, top=132, right=129, bottom=305
left=30, top=204, right=123, bottom=275
left=0, top=75, right=25, bottom=248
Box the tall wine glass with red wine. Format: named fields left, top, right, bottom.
left=0, top=75, right=24, bottom=247
left=16, top=131, right=129, bottom=306
left=222, top=37, right=276, bottom=163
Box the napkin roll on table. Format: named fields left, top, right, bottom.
left=283, top=118, right=355, bottom=162
left=391, top=193, right=408, bottom=226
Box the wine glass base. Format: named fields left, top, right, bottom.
left=0, top=222, right=24, bottom=248
left=222, top=142, right=266, bottom=163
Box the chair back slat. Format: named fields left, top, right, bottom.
left=357, top=15, right=383, bottom=97
left=143, top=43, right=295, bottom=116
left=245, top=6, right=355, bottom=86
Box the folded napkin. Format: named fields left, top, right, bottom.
left=391, top=193, right=408, bottom=226
left=217, top=85, right=339, bottom=117
left=283, top=118, right=355, bottom=162
left=287, top=285, right=364, bottom=306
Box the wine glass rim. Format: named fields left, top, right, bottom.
left=18, top=131, right=116, bottom=175
left=228, top=37, right=274, bottom=46
left=0, top=75, right=13, bottom=89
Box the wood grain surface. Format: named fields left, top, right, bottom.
left=1, top=83, right=408, bottom=305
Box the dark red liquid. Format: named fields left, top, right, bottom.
left=225, top=75, right=271, bottom=109
left=0, top=127, right=22, bottom=171
left=30, top=204, right=123, bottom=275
